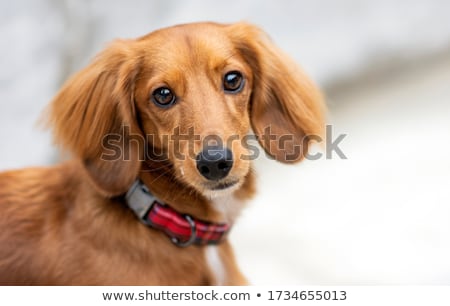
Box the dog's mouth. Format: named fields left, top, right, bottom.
left=202, top=178, right=240, bottom=192
left=210, top=179, right=240, bottom=190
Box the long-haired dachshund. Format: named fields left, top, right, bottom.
left=0, top=22, right=324, bottom=285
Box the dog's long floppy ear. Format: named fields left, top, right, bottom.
left=228, top=23, right=326, bottom=163
left=47, top=40, right=143, bottom=196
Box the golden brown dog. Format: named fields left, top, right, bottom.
left=0, top=22, right=324, bottom=285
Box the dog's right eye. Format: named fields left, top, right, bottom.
left=152, top=87, right=176, bottom=108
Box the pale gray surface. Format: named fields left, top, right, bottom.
left=233, top=55, right=450, bottom=284
left=1, top=0, right=450, bottom=284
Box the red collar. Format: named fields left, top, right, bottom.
left=125, top=180, right=230, bottom=247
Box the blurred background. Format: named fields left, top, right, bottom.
left=1, top=0, right=449, bottom=284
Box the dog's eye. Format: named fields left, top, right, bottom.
left=223, top=71, right=244, bottom=93
left=152, top=87, right=176, bottom=108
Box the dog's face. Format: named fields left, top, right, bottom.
left=48, top=22, right=325, bottom=197
left=134, top=24, right=253, bottom=197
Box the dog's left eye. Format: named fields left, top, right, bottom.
left=223, top=71, right=244, bottom=93
left=152, top=87, right=177, bottom=108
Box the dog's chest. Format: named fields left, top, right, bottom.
left=205, top=245, right=226, bottom=285
left=205, top=194, right=244, bottom=285
left=210, top=194, right=243, bottom=224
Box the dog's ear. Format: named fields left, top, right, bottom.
left=47, top=40, right=143, bottom=196
left=228, top=23, right=326, bottom=163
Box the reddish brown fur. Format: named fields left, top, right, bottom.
left=0, top=22, right=324, bottom=285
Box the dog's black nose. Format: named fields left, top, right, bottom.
left=196, top=146, right=233, bottom=181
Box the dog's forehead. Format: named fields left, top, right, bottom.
left=140, top=23, right=237, bottom=70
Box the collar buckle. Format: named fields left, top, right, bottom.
left=125, top=180, right=158, bottom=222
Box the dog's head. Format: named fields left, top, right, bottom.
left=48, top=22, right=325, bottom=197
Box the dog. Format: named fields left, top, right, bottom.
left=0, top=22, right=325, bottom=285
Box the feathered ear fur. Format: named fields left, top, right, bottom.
left=227, top=23, right=326, bottom=163
left=47, top=40, right=143, bottom=195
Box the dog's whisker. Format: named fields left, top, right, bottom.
left=149, top=169, right=173, bottom=185
left=146, top=165, right=169, bottom=172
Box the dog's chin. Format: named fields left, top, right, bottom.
left=198, top=179, right=243, bottom=199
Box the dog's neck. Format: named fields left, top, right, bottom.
left=137, top=159, right=255, bottom=224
